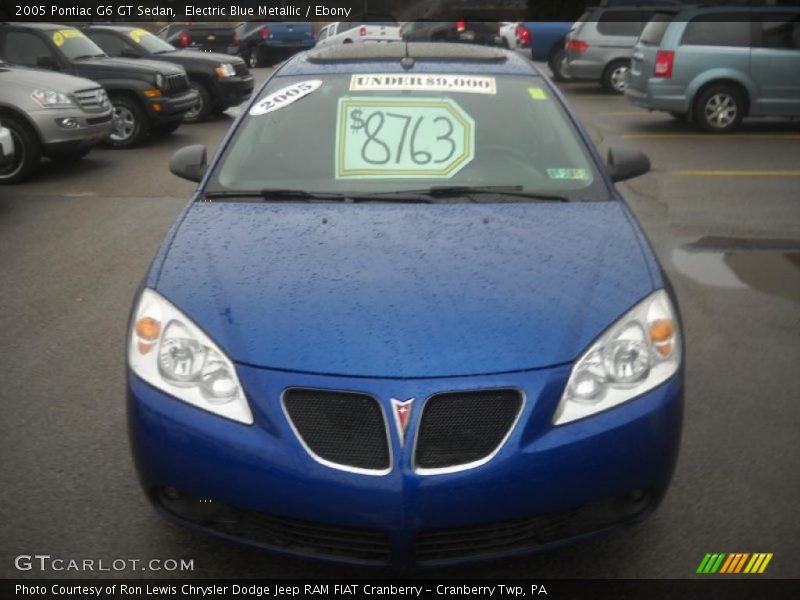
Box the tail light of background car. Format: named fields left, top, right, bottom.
left=566, top=38, right=588, bottom=52
left=311, top=26, right=316, bottom=40
left=456, top=20, right=467, bottom=33
left=261, top=25, right=270, bottom=40
left=178, top=31, right=190, bottom=47
left=654, top=50, right=674, bottom=78
left=359, top=25, right=367, bottom=37
left=518, top=25, right=531, bottom=47
left=232, top=30, right=239, bottom=45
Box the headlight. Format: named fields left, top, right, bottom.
left=31, top=89, right=74, bottom=108
left=215, top=63, right=236, bottom=78
left=128, top=288, right=253, bottom=424
left=155, top=73, right=165, bottom=89
left=554, top=289, right=681, bottom=426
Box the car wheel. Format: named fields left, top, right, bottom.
left=602, top=59, right=630, bottom=94
left=343, top=38, right=353, bottom=44
left=0, top=116, right=41, bottom=184
left=183, top=81, right=211, bottom=123
left=548, top=47, right=571, bottom=82
left=107, top=95, right=147, bottom=149
left=694, top=85, right=745, bottom=133
left=247, top=47, right=262, bottom=68
left=152, top=121, right=183, bottom=136
left=49, top=147, right=91, bottom=163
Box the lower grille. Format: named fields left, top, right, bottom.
left=73, top=87, right=108, bottom=112
left=86, top=114, right=112, bottom=125
left=415, top=389, right=522, bottom=472
left=164, top=73, right=190, bottom=95
left=415, top=492, right=652, bottom=564
left=283, top=389, right=390, bottom=472
left=157, top=488, right=390, bottom=564
left=234, top=62, right=249, bottom=77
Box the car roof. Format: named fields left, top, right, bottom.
left=2, top=22, right=66, bottom=32
left=84, top=25, right=138, bottom=33
left=284, top=42, right=540, bottom=77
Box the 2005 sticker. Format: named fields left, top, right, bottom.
left=129, top=29, right=149, bottom=43
left=250, top=80, right=323, bottom=116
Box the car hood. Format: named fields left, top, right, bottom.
left=163, top=49, right=246, bottom=66
left=155, top=201, right=655, bottom=377
left=0, top=66, right=102, bottom=92
left=75, top=56, right=185, bottom=77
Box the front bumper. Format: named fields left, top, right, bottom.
left=28, top=107, right=112, bottom=149
left=146, top=89, right=200, bottom=123
left=215, top=75, right=255, bottom=109
left=128, top=362, right=683, bottom=568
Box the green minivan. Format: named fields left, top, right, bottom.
left=625, top=6, right=800, bottom=132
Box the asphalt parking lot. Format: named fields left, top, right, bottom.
left=1, top=65, right=798, bottom=579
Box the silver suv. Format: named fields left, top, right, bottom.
left=0, top=60, right=112, bottom=183
left=565, top=5, right=678, bottom=93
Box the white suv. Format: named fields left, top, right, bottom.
left=316, top=21, right=401, bottom=46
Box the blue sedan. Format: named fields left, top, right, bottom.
left=127, top=43, right=683, bottom=568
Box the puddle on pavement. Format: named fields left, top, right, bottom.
left=671, top=236, right=800, bottom=303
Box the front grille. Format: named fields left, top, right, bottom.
left=156, top=489, right=391, bottom=564
left=416, top=511, right=578, bottom=564
left=283, top=389, right=390, bottom=472
left=415, top=492, right=652, bottom=564
left=415, top=389, right=522, bottom=471
left=234, top=62, right=249, bottom=76
left=73, top=87, right=108, bottom=113
left=164, top=73, right=190, bottom=95
left=86, top=114, right=112, bottom=125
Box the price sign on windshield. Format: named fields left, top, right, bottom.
left=335, top=97, right=475, bottom=179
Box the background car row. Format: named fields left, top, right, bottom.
left=0, top=23, right=254, bottom=183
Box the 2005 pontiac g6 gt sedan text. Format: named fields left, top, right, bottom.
left=126, top=43, right=683, bottom=568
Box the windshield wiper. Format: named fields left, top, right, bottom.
left=360, top=186, right=572, bottom=203
left=203, top=189, right=349, bottom=202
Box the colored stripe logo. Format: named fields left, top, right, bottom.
left=697, top=553, right=773, bottom=574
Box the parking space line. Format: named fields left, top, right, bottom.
left=623, top=133, right=800, bottom=140
left=669, top=169, right=800, bottom=177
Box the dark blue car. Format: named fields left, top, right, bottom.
left=127, top=43, right=683, bottom=568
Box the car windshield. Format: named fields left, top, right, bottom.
left=128, top=29, right=177, bottom=54
left=53, top=29, right=106, bottom=60
left=208, top=73, right=610, bottom=201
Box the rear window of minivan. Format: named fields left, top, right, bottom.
left=639, top=13, right=676, bottom=45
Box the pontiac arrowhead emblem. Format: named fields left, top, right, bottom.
left=390, top=398, right=414, bottom=445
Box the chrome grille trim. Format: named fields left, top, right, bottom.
left=73, top=88, right=109, bottom=113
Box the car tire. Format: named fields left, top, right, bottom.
left=247, top=47, right=262, bottom=68
left=107, top=95, right=148, bottom=149
left=694, top=84, right=745, bottom=133
left=548, top=47, right=571, bottom=82
left=49, top=147, right=91, bottom=163
left=152, top=121, right=183, bottom=136
left=602, top=59, right=630, bottom=94
left=183, top=80, right=212, bottom=123
left=0, top=115, right=41, bottom=184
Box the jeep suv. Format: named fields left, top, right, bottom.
left=626, top=7, right=800, bottom=131
left=0, top=23, right=199, bottom=147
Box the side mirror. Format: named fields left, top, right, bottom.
left=169, top=145, right=207, bottom=182
left=36, top=55, right=60, bottom=70
left=606, top=146, right=650, bottom=183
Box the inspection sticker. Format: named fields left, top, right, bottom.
left=52, top=29, right=84, bottom=47
left=249, top=80, right=323, bottom=116
left=336, top=96, right=475, bottom=179
left=547, top=168, right=590, bottom=180
left=350, top=74, right=496, bottom=95
left=528, top=87, right=547, bottom=100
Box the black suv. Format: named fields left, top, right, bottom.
left=0, top=23, right=198, bottom=147
left=84, top=26, right=254, bottom=123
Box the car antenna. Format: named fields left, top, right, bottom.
left=401, top=42, right=414, bottom=69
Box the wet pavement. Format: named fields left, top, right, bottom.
left=0, top=67, right=798, bottom=579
